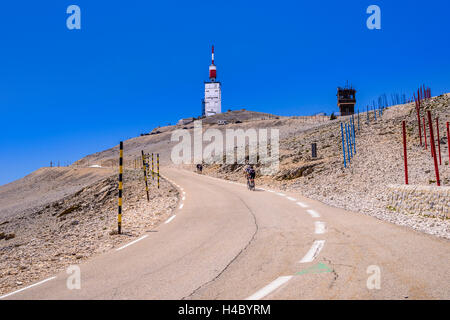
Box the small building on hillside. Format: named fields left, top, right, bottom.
left=337, top=85, right=356, bottom=116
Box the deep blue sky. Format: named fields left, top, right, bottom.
left=1, top=0, right=449, bottom=185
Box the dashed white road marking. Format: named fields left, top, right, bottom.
left=165, top=215, right=176, bottom=224
left=245, top=276, right=293, bottom=300
left=276, top=193, right=286, bottom=197
left=315, top=221, right=326, bottom=234
left=306, top=209, right=320, bottom=218
left=299, top=240, right=325, bottom=263
left=179, top=203, right=184, bottom=209
left=116, top=235, right=149, bottom=251
left=0, top=276, right=57, bottom=299
left=286, top=197, right=297, bottom=201
left=182, top=196, right=186, bottom=200
left=296, top=202, right=309, bottom=208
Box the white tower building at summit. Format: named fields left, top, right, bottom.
left=204, top=45, right=221, bottom=117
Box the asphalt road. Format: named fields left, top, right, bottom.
left=3, top=168, right=450, bottom=299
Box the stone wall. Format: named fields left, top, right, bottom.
left=387, top=184, right=450, bottom=219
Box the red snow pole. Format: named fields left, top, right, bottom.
left=447, top=122, right=450, bottom=168
left=402, top=121, right=408, bottom=184
left=423, top=117, right=427, bottom=149
left=414, top=93, right=422, bottom=146
left=436, top=118, right=442, bottom=165
left=427, top=111, right=440, bottom=186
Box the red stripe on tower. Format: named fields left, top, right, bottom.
left=209, top=45, right=217, bottom=81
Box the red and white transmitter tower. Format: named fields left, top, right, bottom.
left=203, top=45, right=221, bottom=116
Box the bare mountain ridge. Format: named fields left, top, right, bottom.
left=0, top=167, right=114, bottom=219
left=73, top=109, right=329, bottom=168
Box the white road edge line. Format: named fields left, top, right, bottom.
left=276, top=193, right=286, bottom=197
left=286, top=197, right=297, bottom=201
left=306, top=209, right=320, bottom=218
left=165, top=215, right=176, bottom=224
left=315, top=221, right=326, bottom=234
left=116, top=235, right=149, bottom=251
left=296, top=201, right=308, bottom=208
left=179, top=203, right=184, bottom=209
left=0, top=276, right=57, bottom=299
left=182, top=196, right=186, bottom=200
left=299, top=240, right=325, bottom=263
left=246, top=276, right=293, bottom=300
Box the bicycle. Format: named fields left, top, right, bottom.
left=247, top=175, right=255, bottom=191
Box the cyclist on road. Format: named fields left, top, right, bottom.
left=243, top=164, right=256, bottom=190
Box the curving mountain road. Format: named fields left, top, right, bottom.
left=2, top=168, right=449, bottom=300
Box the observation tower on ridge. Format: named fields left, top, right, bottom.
left=203, top=45, right=222, bottom=117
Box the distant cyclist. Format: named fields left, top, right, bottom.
left=244, top=164, right=256, bottom=190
